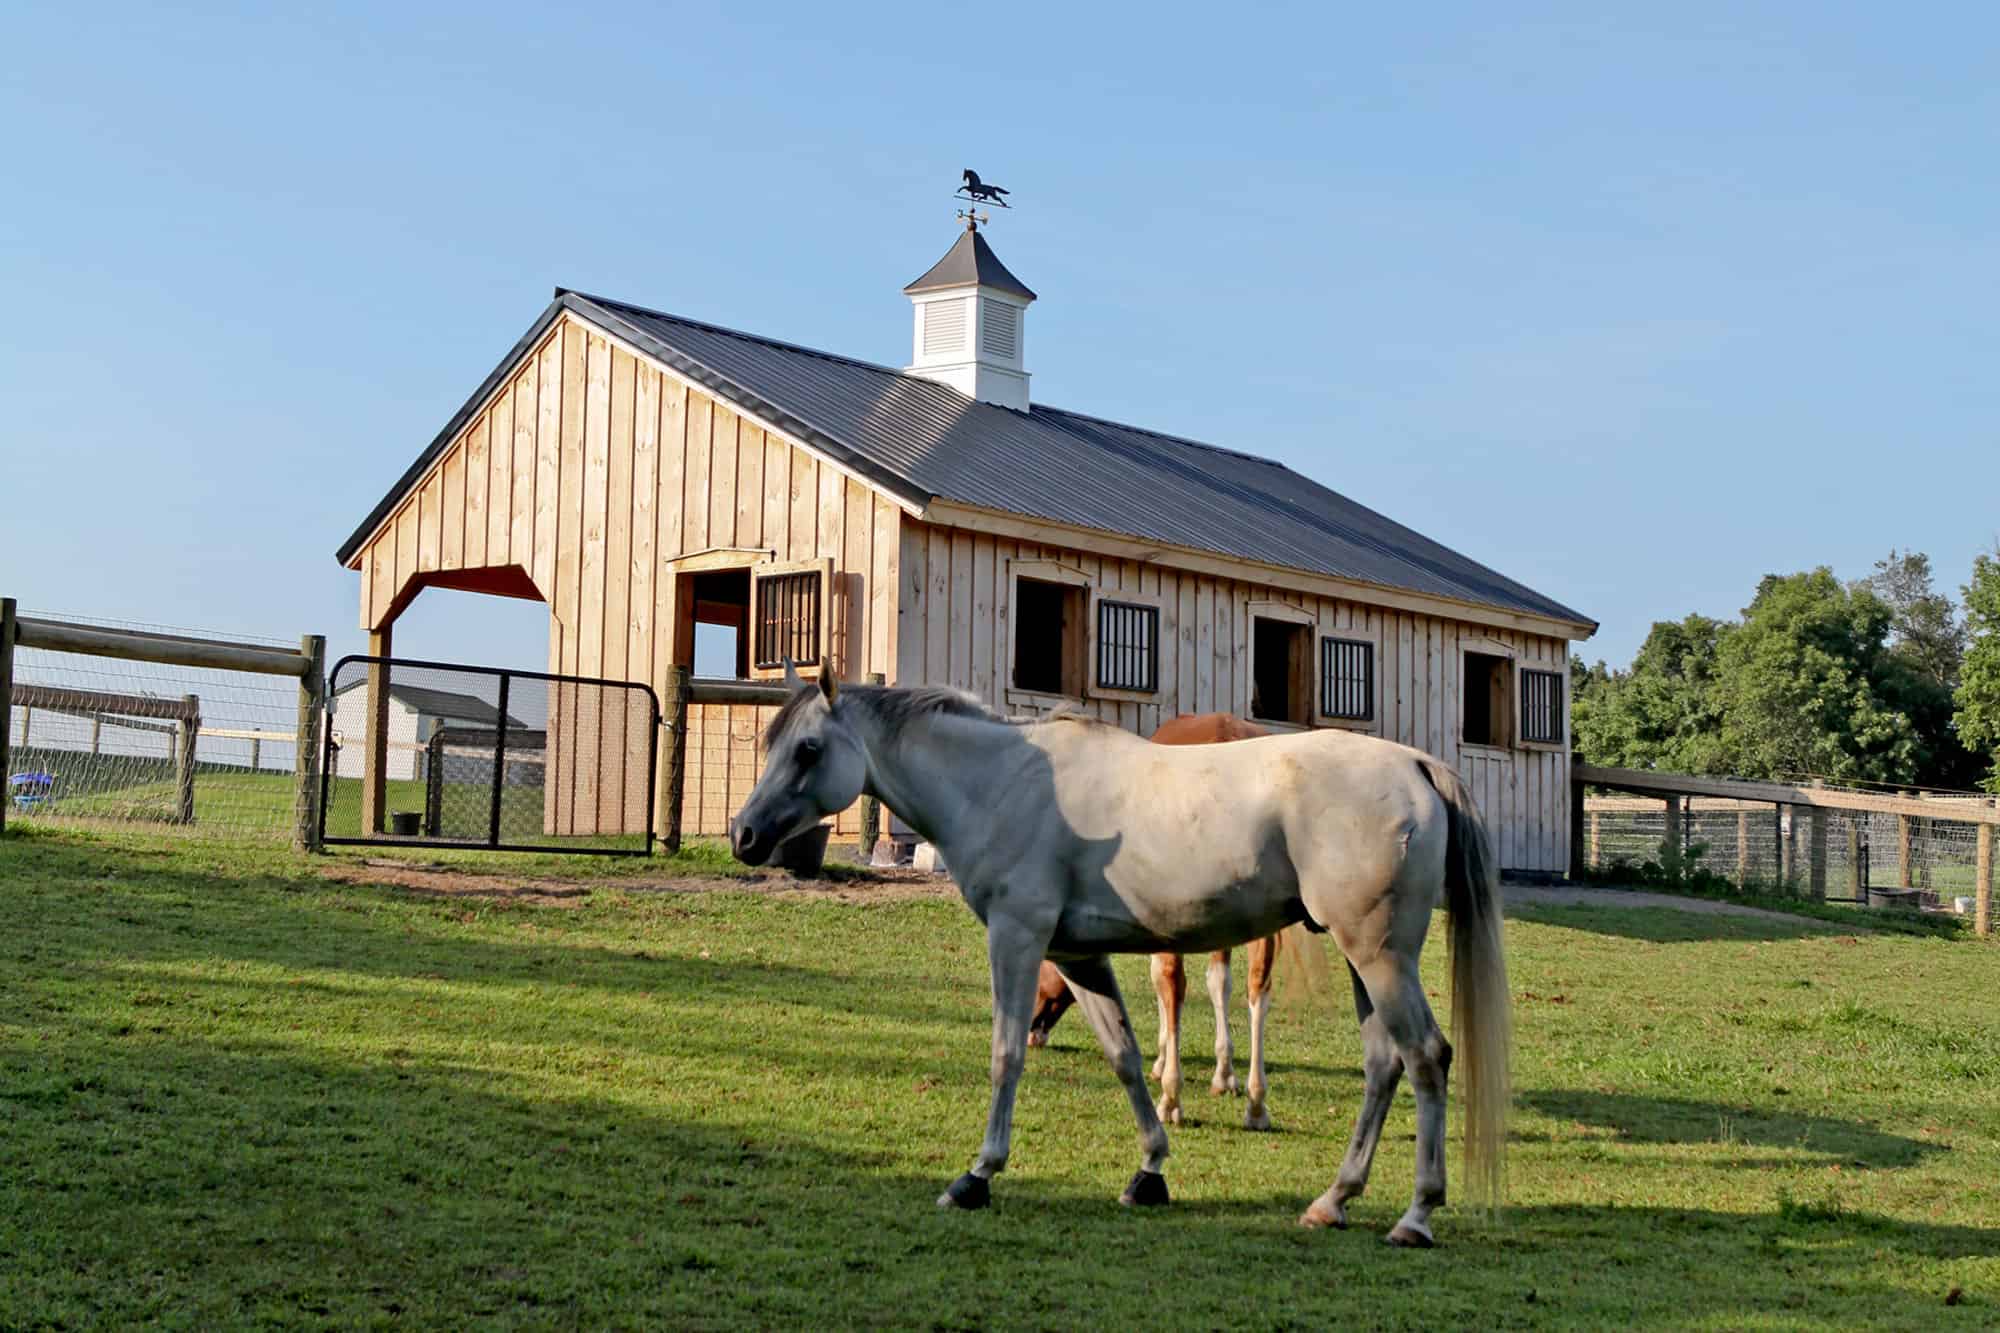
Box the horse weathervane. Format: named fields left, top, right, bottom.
left=954, top=168, right=1012, bottom=231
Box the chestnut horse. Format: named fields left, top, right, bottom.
left=1027, top=713, right=1283, bottom=1130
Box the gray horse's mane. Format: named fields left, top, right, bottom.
left=764, top=682, right=1011, bottom=745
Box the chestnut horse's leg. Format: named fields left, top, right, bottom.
left=1027, top=960, right=1074, bottom=1048
left=1242, top=935, right=1276, bottom=1130
left=1055, top=954, right=1172, bottom=1204
left=1205, top=948, right=1238, bottom=1096
left=1148, top=952, right=1186, bottom=1126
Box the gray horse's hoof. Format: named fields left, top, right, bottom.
left=937, top=1172, right=990, bottom=1210
left=1119, top=1170, right=1170, bottom=1207
left=1385, top=1222, right=1435, bottom=1248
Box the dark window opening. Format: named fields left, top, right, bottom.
left=689, top=569, right=750, bottom=679
left=1096, top=600, right=1159, bottom=693
left=1320, top=637, right=1374, bottom=721
left=1520, top=668, right=1563, bottom=744
left=753, top=569, right=823, bottom=671
left=1251, top=617, right=1311, bottom=724
left=1015, top=577, right=1084, bottom=695
left=1464, top=651, right=1512, bottom=747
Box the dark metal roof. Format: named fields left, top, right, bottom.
left=903, top=228, right=1037, bottom=301
left=332, top=678, right=524, bottom=727
left=337, top=289, right=1593, bottom=633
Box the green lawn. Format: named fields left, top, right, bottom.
left=0, top=825, right=1994, bottom=1329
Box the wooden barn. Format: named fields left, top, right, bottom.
left=334, top=222, right=1597, bottom=873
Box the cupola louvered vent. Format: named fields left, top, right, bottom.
left=981, top=301, right=1018, bottom=360
left=923, top=300, right=967, bottom=355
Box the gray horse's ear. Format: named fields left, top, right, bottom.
left=783, top=659, right=804, bottom=691
left=819, top=669, right=839, bottom=706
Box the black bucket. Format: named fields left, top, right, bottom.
left=389, top=811, right=422, bottom=837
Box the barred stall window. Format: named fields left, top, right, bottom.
left=1095, top=600, right=1159, bottom=693
left=1520, top=667, right=1563, bottom=744
left=1320, top=637, right=1374, bottom=721
left=752, top=570, right=823, bottom=670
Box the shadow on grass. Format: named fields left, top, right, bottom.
left=1521, top=1089, right=1943, bottom=1168
left=1506, top=899, right=1856, bottom=943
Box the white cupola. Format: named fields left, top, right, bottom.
left=903, top=223, right=1036, bottom=411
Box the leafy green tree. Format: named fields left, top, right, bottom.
left=1954, top=547, right=2000, bottom=792
left=1856, top=549, right=1964, bottom=689
left=1572, top=616, right=1735, bottom=773
left=1715, top=569, right=1919, bottom=785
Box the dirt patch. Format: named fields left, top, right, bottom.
left=316, top=859, right=957, bottom=909
left=1505, top=882, right=1863, bottom=928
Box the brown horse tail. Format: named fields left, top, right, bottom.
left=1269, top=922, right=1332, bottom=1002
left=1418, top=757, right=1511, bottom=1213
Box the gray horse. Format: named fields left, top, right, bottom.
left=729, top=670, right=1510, bottom=1247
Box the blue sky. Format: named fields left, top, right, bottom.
left=6, top=3, right=1996, bottom=679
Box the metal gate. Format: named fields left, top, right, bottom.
left=319, top=655, right=659, bottom=855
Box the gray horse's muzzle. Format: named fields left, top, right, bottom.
left=728, top=815, right=774, bottom=866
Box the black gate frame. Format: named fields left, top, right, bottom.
left=319, top=654, right=660, bottom=856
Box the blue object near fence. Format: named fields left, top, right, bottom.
left=9, top=771, right=54, bottom=812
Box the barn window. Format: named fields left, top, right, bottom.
left=690, top=568, right=751, bottom=678
left=1520, top=668, right=1563, bottom=745
left=1463, top=651, right=1513, bottom=748
left=1249, top=606, right=1314, bottom=724
left=1320, top=637, right=1374, bottom=722
left=750, top=565, right=826, bottom=672
left=1014, top=576, right=1086, bottom=696
left=1095, top=600, right=1159, bottom=694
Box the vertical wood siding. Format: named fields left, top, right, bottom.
left=890, top=517, right=1573, bottom=872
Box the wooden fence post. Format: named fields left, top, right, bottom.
left=294, top=634, right=324, bottom=852
left=1776, top=805, right=1792, bottom=890
left=362, top=628, right=392, bottom=835
left=0, top=598, right=14, bottom=838
left=1897, top=809, right=1913, bottom=888
left=1977, top=823, right=1992, bottom=938
left=660, top=665, right=690, bottom=854
left=1736, top=810, right=1750, bottom=887
left=1847, top=821, right=1864, bottom=904
left=1807, top=808, right=1827, bottom=900
left=175, top=694, right=200, bottom=825
left=859, top=672, right=884, bottom=861
left=1662, top=795, right=1682, bottom=872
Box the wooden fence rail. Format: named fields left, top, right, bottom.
left=1575, top=764, right=1993, bottom=937
left=0, top=599, right=326, bottom=848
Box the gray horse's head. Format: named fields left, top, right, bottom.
left=729, top=664, right=866, bottom=866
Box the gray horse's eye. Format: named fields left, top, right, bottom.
left=796, top=738, right=823, bottom=767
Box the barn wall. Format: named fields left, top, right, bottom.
left=348, top=315, right=903, bottom=841
left=892, top=518, right=1573, bottom=873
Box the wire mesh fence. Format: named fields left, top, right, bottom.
left=1582, top=794, right=1995, bottom=912
left=320, top=656, right=658, bottom=855
left=4, top=609, right=315, bottom=843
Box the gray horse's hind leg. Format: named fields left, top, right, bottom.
left=1306, top=956, right=1452, bottom=1246
left=1056, top=954, right=1172, bottom=1202
left=940, top=911, right=1051, bottom=1210
left=1302, top=961, right=1403, bottom=1229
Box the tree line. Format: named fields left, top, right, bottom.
left=1571, top=548, right=2000, bottom=793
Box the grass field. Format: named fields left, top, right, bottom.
left=0, top=825, right=1994, bottom=1329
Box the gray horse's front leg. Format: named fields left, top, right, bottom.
left=1056, top=954, right=1171, bottom=1206
left=939, top=911, right=1049, bottom=1210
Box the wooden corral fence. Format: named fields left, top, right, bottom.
left=0, top=598, right=327, bottom=849
left=1573, top=764, right=1995, bottom=937
left=655, top=667, right=884, bottom=856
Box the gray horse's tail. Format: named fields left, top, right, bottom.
left=1419, top=757, right=1511, bottom=1211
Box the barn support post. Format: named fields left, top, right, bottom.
left=362, top=625, right=393, bottom=835
left=859, top=672, right=885, bottom=860
left=0, top=598, right=15, bottom=838
left=293, top=634, right=325, bottom=852
left=660, top=664, right=690, bottom=854
left=175, top=694, right=200, bottom=825
left=1661, top=795, right=1682, bottom=874
left=1776, top=805, right=1792, bottom=890
left=1977, top=822, right=1993, bottom=938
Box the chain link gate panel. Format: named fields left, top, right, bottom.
left=320, top=656, right=659, bottom=855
